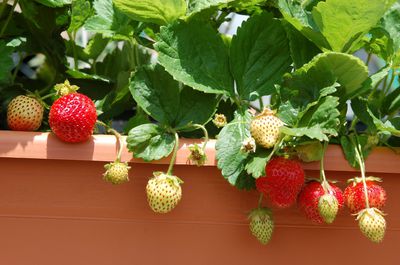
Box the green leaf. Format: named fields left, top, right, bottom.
left=174, top=87, right=219, bottom=128
left=113, top=0, right=186, bottom=25
left=83, top=34, right=109, bottom=60
left=66, top=69, right=111, bottom=83
left=188, top=0, right=234, bottom=14
left=281, top=125, right=329, bottom=141
left=0, top=41, right=14, bottom=83
left=230, top=12, right=292, bottom=100
left=351, top=97, right=377, bottom=133
left=155, top=19, right=233, bottom=95
left=124, top=109, right=150, bottom=134
left=382, top=86, right=400, bottom=115
left=127, top=123, right=175, bottom=161
left=284, top=21, right=320, bottom=69
left=96, top=71, right=133, bottom=120
left=312, top=0, right=395, bottom=52
left=130, top=64, right=218, bottom=128
left=298, top=95, right=341, bottom=137
left=340, top=135, right=374, bottom=168
left=68, top=0, right=93, bottom=33
left=216, top=111, right=251, bottom=187
left=352, top=96, right=400, bottom=136
left=84, top=0, right=134, bottom=40
left=130, top=64, right=180, bottom=125
left=283, top=52, right=369, bottom=105
left=34, top=0, right=71, bottom=7
left=245, top=149, right=271, bottom=179
left=380, top=3, right=400, bottom=54
left=278, top=0, right=330, bottom=50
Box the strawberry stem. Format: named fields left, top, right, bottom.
left=191, top=124, right=209, bottom=152
left=167, top=132, right=180, bottom=175
left=258, top=193, right=264, bottom=208
left=319, top=141, right=330, bottom=193
left=96, top=120, right=124, bottom=162
left=352, top=135, right=371, bottom=209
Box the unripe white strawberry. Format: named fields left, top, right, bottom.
left=357, top=208, right=386, bottom=243
left=7, top=95, right=44, bottom=131
left=146, top=172, right=183, bottom=213
left=248, top=207, right=274, bottom=245
left=318, top=193, right=339, bottom=224
left=103, top=161, right=131, bottom=184
left=250, top=108, right=283, bottom=149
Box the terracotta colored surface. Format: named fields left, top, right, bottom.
left=0, top=131, right=399, bottom=265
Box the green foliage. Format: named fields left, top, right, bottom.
left=155, top=19, right=233, bottom=95
left=230, top=12, right=291, bottom=100
left=216, top=111, right=251, bottom=187
left=0, top=0, right=399, bottom=189
left=114, top=0, right=187, bottom=25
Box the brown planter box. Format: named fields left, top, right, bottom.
left=0, top=131, right=399, bottom=265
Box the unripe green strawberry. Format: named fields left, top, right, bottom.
left=318, top=193, right=339, bottom=224
left=103, top=161, right=130, bottom=184
left=146, top=172, right=183, bottom=213
left=250, top=108, right=283, bottom=149
left=357, top=208, right=386, bottom=243
left=7, top=95, right=44, bottom=131
left=248, top=207, right=274, bottom=245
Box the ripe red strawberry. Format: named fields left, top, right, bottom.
left=344, top=177, right=387, bottom=214
left=256, top=157, right=305, bottom=208
left=7, top=95, right=44, bottom=131
left=250, top=108, right=284, bottom=149
left=49, top=93, right=97, bottom=143
left=298, top=181, right=344, bottom=224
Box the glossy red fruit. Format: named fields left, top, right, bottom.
left=49, top=93, right=97, bottom=143
left=298, top=181, right=344, bottom=224
left=256, top=157, right=305, bottom=208
left=344, top=178, right=387, bottom=214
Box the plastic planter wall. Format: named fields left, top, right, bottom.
left=0, top=131, right=399, bottom=265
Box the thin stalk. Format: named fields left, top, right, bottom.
left=0, top=0, right=8, bottom=18
left=320, top=141, right=328, bottom=183
left=384, top=72, right=395, bottom=95
left=352, top=135, right=370, bottom=209
left=67, top=32, right=79, bottom=70
left=266, top=136, right=284, bottom=162
left=365, top=53, right=372, bottom=67
left=191, top=124, right=209, bottom=151
left=258, top=98, right=264, bottom=111
left=258, top=193, right=263, bottom=208
left=40, top=92, right=57, bottom=100
left=96, top=120, right=124, bottom=162
left=0, top=0, right=18, bottom=38
left=167, top=132, right=180, bottom=175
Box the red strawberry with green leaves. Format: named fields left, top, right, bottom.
left=7, top=95, right=44, bottom=131
left=49, top=82, right=97, bottom=143
left=256, top=157, right=305, bottom=208
left=344, top=177, right=387, bottom=214
left=298, top=181, right=344, bottom=224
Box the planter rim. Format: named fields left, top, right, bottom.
left=0, top=131, right=398, bottom=174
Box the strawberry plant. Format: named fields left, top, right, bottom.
left=0, top=0, right=400, bottom=244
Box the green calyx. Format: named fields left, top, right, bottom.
left=152, top=171, right=183, bottom=186
left=103, top=161, right=131, bottom=185
left=54, top=79, right=79, bottom=97
left=188, top=143, right=207, bottom=166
